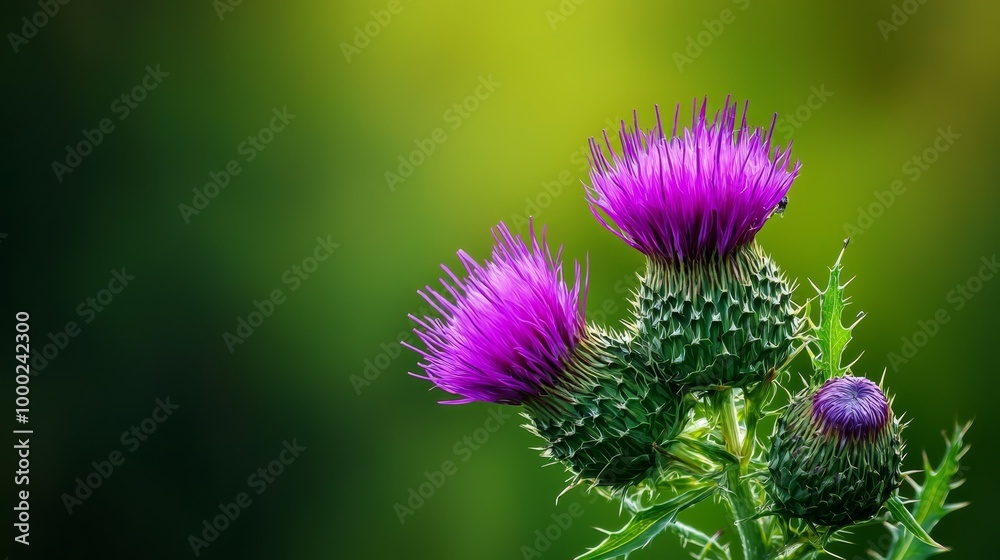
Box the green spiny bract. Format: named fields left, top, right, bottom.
left=522, top=327, right=689, bottom=488
left=767, top=376, right=903, bottom=527
left=633, top=244, right=798, bottom=389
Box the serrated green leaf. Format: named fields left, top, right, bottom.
left=576, top=486, right=716, bottom=560
left=883, top=421, right=972, bottom=560
left=885, top=495, right=947, bottom=552
left=810, top=241, right=857, bottom=384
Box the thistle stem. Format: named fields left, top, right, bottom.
left=717, top=389, right=768, bottom=560
left=719, top=389, right=744, bottom=465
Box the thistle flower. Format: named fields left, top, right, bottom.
left=584, top=98, right=800, bottom=388
left=405, top=223, right=689, bottom=487
left=586, top=97, right=799, bottom=263
left=405, top=222, right=586, bottom=405
left=767, top=375, right=903, bottom=526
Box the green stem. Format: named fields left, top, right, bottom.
left=719, top=389, right=743, bottom=462
left=717, top=389, right=768, bottom=560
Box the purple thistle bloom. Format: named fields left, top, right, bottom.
left=404, top=222, right=587, bottom=405
left=586, top=97, right=801, bottom=262
left=811, top=376, right=891, bottom=442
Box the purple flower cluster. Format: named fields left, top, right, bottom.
left=811, top=376, right=891, bottom=441
left=407, top=97, right=800, bottom=405
left=404, top=222, right=586, bottom=404
left=586, top=97, right=800, bottom=262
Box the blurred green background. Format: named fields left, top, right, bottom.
left=2, top=0, right=998, bottom=558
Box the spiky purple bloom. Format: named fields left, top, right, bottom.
left=404, top=222, right=587, bottom=405
left=586, top=97, right=801, bottom=262
left=811, top=376, right=891, bottom=442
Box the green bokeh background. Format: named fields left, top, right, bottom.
left=3, top=0, right=999, bottom=558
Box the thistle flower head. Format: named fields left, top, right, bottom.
left=812, top=375, right=890, bottom=442
left=405, top=222, right=587, bottom=405
left=586, top=96, right=800, bottom=262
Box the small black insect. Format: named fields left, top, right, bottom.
left=774, top=196, right=788, bottom=215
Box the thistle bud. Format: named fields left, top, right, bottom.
left=767, top=376, right=903, bottom=526
left=585, top=98, right=800, bottom=387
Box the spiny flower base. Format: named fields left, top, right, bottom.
left=522, top=329, right=689, bottom=488
left=634, top=244, right=797, bottom=388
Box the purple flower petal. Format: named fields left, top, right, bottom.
left=811, top=376, right=890, bottom=441
left=586, top=97, right=801, bottom=262
left=404, top=222, right=587, bottom=404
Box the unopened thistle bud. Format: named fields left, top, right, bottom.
left=767, top=375, right=903, bottom=526
left=586, top=97, right=799, bottom=388
left=405, top=222, right=688, bottom=488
